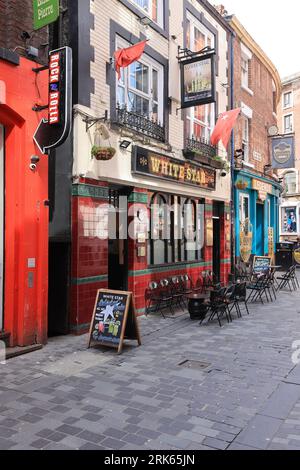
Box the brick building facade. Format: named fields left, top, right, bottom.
left=223, top=11, right=282, bottom=265
left=277, top=73, right=300, bottom=241
left=56, top=0, right=234, bottom=335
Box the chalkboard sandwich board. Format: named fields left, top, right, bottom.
left=253, top=256, right=272, bottom=273
left=88, top=290, right=142, bottom=355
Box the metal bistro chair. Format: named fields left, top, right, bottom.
left=202, top=286, right=232, bottom=327
left=170, top=276, right=186, bottom=311
left=277, top=265, right=299, bottom=292
left=246, top=272, right=269, bottom=305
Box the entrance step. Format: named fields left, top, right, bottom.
left=0, top=331, right=10, bottom=347
left=5, top=344, right=43, bottom=360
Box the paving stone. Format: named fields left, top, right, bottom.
left=55, top=424, right=82, bottom=436
left=78, top=430, right=105, bottom=444
left=101, top=437, right=126, bottom=449
left=236, top=415, right=282, bottom=450
left=31, top=438, right=50, bottom=449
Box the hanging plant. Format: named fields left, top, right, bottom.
left=91, top=145, right=116, bottom=161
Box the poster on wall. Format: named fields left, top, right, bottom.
left=181, top=52, right=216, bottom=108
left=281, top=207, right=298, bottom=234
left=240, top=219, right=253, bottom=263
left=272, top=136, right=295, bottom=169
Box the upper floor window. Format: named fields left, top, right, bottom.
left=130, top=0, right=164, bottom=28
left=116, top=36, right=164, bottom=124
left=241, top=57, right=249, bottom=89
left=283, top=91, right=293, bottom=109
left=185, top=12, right=215, bottom=143
left=284, top=171, right=297, bottom=195
left=284, top=114, right=293, bottom=134
left=242, top=116, right=250, bottom=162
left=185, top=104, right=215, bottom=142
left=241, top=44, right=252, bottom=93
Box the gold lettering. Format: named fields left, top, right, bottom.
left=150, top=157, right=161, bottom=174
left=173, top=165, right=180, bottom=179
left=186, top=168, right=192, bottom=181
left=161, top=160, right=169, bottom=176
left=179, top=166, right=185, bottom=181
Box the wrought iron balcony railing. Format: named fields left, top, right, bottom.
left=185, top=136, right=217, bottom=159
left=114, top=106, right=165, bottom=142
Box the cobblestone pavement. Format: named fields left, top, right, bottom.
left=1, top=289, right=300, bottom=450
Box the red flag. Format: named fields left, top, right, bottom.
left=210, top=108, right=241, bottom=148
left=114, top=40, right=147, bottom=80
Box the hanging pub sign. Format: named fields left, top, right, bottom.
left=181, top=52, right=216, bottom=109
left=272, top=135, right=295, bottom=169
left=34, top=46, right=72, bottom=155
left=132, top=146, right=216, bottom=190
left=88, top=290, right=142, bottom=355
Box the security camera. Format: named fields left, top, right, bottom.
left=220, top=170, right=227, bottom=178
left=29, top=163, right=37, bottom=171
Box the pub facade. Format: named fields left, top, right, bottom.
left=68, top=0, right=234, bottom=333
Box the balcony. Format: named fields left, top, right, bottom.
left=114, top=106, right=165, bottom=143
left=183, top=137, right=219, bottom=167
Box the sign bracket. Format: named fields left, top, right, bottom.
left=32, top=65, right=49, bottom=74
left=177, top=46, right=215, bottom=63
left=82, top=110, right=108, bottom=132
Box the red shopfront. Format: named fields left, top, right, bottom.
left=0, top=54, right=48, bottom=347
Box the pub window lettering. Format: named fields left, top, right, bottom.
left=148, top=193, right=204, bottom=266
left=185, top=12, right=215, bottom=142
left=116, top=36, right=164, bottom=125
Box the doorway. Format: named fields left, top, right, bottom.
left=213, top=202, right=223, bottom=282
left=256, top=203, right=264, bottom=256
left=0, top=125, right=4, bottom=331
left=108, top=186, right=132, bottom=291
left=48, top=242, right=71, bottom=336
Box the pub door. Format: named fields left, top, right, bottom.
left=213, top=202, right=223, bottom=282
left=256, top=203, right=265, bottom=256
left=108, top=186, right=132, bottom=291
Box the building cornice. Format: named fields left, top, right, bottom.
left=228, top=15, right=282, bottom=103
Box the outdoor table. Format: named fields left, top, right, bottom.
left=187, top=292, right=210, bottom=321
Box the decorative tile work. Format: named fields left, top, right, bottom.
left=72, top=184, right=109, bottom=200
left=71, top=275, right=108, bottom=285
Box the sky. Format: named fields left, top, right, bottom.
left=209, top=0, right=300, bottom=78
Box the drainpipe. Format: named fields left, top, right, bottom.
left=229, top=29, right=236, bottom=277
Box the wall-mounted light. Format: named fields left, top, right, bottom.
left=221, top=83, right=230, bottom=89
left=264, top=164, right=272, bottom=173
left=120, top=140, right=131, bottom=150
left=139, top=16, right=153, bottom=26
left=29, top=155, right=40, bottom=172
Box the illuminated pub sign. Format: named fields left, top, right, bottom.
left=181, top=52, right=216, bottom=108
left=132, top=147, right=216, bottom=190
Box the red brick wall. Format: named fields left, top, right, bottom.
left=70, top=181, right=109, bottom=334
left=233, top=36, right=277, bottom=173
left=0, top=0, right=48, bottom=63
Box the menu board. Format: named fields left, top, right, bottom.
left=253, top=256, right=272, bottom=273
left=88, top=290, right=141, bottom=354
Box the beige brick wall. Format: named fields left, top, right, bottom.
left=74, top=0, right=231, bottom=202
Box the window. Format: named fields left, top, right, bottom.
left=242, top=116, right=250, bottom=162
left=185, top=12, right=215, bottom=143
left=284, top=114, right=293, bottom=133
left=130, top=0, right=164, bottom=27
left=116, top=37, right=164, bottom=124
left=239, top=193, right=250, bottom=225
left=283, top=91, right=292, bottom=109
left=281, top=206, right=299, bottom=235
left=284, top=172, right=297, bottom=195
left=148, top=194, right=204, bottom=265
left=185, top=103, right=215, bottom=142
left=241, top=56, right=249, bottom=89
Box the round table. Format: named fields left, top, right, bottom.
left=187, top=293, right=210, bottom=321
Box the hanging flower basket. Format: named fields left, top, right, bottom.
left=91, top=146, right=116, bottom=161
left=235, top=180, right=248, bottom=190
